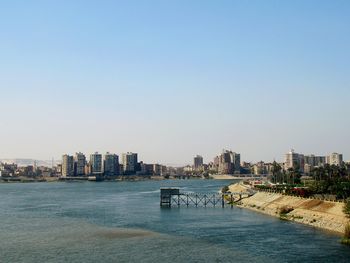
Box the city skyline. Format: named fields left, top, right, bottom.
left=1, top=1, right=350, bottom=164
left=1, top=148, right=347, bottom=168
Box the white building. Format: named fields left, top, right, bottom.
left=327, top=153, right=343, bottom=166
left=284, top=149, right=304, bottom=172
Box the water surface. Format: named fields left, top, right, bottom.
left=0, top=180, right=349, bottom=262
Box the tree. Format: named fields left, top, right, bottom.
left=271, top=161, right=282, bottom=184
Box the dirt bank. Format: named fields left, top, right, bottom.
left=238, top=191, right=349, bottom=234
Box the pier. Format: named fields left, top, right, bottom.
left=160, top=188, right=254, bottom=208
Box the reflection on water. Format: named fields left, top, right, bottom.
left=0, top=180, right=349, bottom=263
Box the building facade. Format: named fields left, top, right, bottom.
left=122, top=152, right=138, bottom=174
left=90, top=152, right=103, bottom=175
left=62, top=154, right=74, bottom=177
left=74, top=152, right=86, bottom=176
left=103, top=152, right=119, bottom=176
left=218, top=150, right=241, bottom=174
left=327, top=153, right=343, bottom=166
left=284, top=150, right=304, bottom=172
left=193, top=155, right=204, bottom=170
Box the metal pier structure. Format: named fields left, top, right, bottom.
left=160, top=188, right=254, bottom=208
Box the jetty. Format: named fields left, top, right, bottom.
left=160, top=188, right=254, bottom=208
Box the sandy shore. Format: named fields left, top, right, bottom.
left=233, top=185, right=349, bottom=235
left=228, top=182, right=251, bottom=193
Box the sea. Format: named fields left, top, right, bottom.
left=0, top=179, right=349, bottom=263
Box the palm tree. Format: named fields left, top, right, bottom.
left=271, top=161, right=282, bottom=184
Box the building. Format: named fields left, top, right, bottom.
left=103, top=152, right=119, bottom=176
left=74, top=152, right=86, bottom=176
left=194, top=155, right=204, bottom=170
left=218, top=150, right=241, bottom=174
left=122, top=152, right=138, bottom=174
left=327, top=153, right=343, bottom=166
left=253, top=161, right=267, bottom=175
left=62, top=154, right=74, bottom=177
left=284, top=149, right=304, bottom=172
left=90, top=152, right=103, bottom=175
left=183, top=165, right=193, bottom=173
left=304, top=155, right=326, bottom=167
left=230, top=152, right=241, bottom=173
left=140, top=163, right=153, bottom=175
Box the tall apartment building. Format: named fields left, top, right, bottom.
left=74, top=152, right=86, bottom=176
left=230, top=152, right=241, bottom=174
left=304, top=155, right=326, bottom=167
left=284, top=150, right=304, bottom=172
left=104, top=152, right=119, bottom=176
left=122, top=152, right=138, bottom=174
left=218, top=150, right=241, bottom=174
left=62, top=154, right=74, bottom=177
left=327, top=153, right=343, bottom=166
left=193, top=155, right=203, bottom=170
left=90, top=152, right=103, bottom=175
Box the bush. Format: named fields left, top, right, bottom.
left=279, top=206, right=294, bottom=216
left=341, top=223, right=350, bottom=246
left=221, top=186, right=229, bottom=193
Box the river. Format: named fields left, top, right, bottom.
left=0, top=180, right=349, bottom=262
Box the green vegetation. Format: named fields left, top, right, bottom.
left=292, top=215, right=303, bottom=220
left=341, top=223, right=350, bottom=246
left=279, top=206, right=294, bottom=220
left=262, top=163, right=350, bottom=200
left=221, top=185, right=229, bottom=193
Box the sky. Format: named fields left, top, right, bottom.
left=0, top=0, right=349, bottom=165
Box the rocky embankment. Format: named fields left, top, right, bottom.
left=230, top=183, right=349, bottom=235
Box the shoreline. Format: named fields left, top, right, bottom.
left=229, top=183, right=349, bottom=235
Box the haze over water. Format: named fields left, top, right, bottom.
left=1, top=180, right=349, bottom=263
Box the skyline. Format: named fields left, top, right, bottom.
left=1, top=1, right=350, bottom=164
left=0, top=148, right=346, bottom=167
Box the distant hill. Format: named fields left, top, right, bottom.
left=0, top=159, right=60, bottom=167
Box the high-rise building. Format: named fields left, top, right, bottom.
left=304, top=155, right=326, bottom=168
left=284, top=150, right=304, bottom=171
left=122, top=152, right=138, bottom=174
left=74, top=152, right=86, bottom=176
left=90, top=152, right=103, bottom=175
left=103, top=152, right=119, bottom=176
left=218, top=150, right=241, bottom=174
left=230, top=152, right=241, bottom=174
left=62, top=154, right=74, bottom=177
left=327, top=153, right=343, bottom=166
left=194, top=155, right=203, bottom=170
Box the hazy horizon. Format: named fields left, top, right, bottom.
left=1, top=1, right=349, bottom=165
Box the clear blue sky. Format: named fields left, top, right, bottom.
left=0, top=0, right=349, bottom=165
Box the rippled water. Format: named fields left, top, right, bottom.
left=0, top=180, right=349, bottom=262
